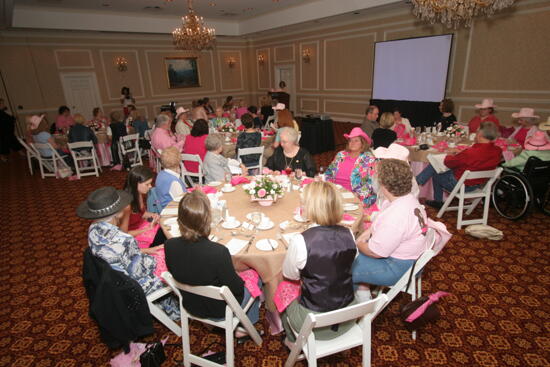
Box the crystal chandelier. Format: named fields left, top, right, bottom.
left=172, top=0, right=216, bottom=51
left=411, top=0, right=516, bottom=29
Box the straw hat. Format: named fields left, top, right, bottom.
left=475, top=98, right=496, bottom=109
left=538, top=117, right=550, bottom=131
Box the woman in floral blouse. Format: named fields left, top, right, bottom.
left=325, top=127, right=378, bottom=207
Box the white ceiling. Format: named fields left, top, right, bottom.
left=6, top=0, right=405, bottom=36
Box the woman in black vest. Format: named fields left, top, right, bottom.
left=281, top=181, right=357, bottom=346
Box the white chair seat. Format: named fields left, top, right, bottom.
left=68, top=141, right=101, bottom=178
left=119, top=133, right=143, bottom=168
left=146, top=286, right=181, bottom=337
left=303, top=324, right=363, bottom=360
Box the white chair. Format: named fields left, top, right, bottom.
left=119, top=133, right=142, bottom=168
left=16, top=136, right=39, bottom=175
left=161, top=271, right=262, bottom=367
left=437, top=168, right=503, bottom=229
left=146, top=285, right=182, bottom=337
left=237, top=146, right=264, bottom=175
left=284, top=295, right=388, bottom=367
left=31, top=142, right=71, bottom=179
left=67, top=141, right=101, bottom=178
left=181, top=153, right=204, bottom=186
left=150, top=146, right=162, bottom=173
left=264, top=115, right=276, bottom=130
left=371, top=228, right=437, bottom=339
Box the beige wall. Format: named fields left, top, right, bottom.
left=248, top=0, right=550, bottom=124
left=1, top=0, right=549, bottom=132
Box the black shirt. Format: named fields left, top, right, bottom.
left=438, top=114, right=457, bottom=131
left=266, top=146, right=316, bottom=178
left=372, top=128, right=397, bottom=149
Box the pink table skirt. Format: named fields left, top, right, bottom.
left=411, top=161, right=449, bottom=201
left=95, top=143, right=112, bottom=166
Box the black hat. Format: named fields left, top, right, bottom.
left=77, top=186, right=132, bottom=220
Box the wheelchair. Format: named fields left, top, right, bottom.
left=491, top=156, right=550, bottom=220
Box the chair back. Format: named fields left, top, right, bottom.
left=17, top=136, right=38, bottom=155
left=309, top=295, right=388, bottom=330
left=68, top=141, right=94, bottom=150
left=119, top=133, right=142, bottom=167
left=68, top=141, right=101, bottom=178
left=181, top=153, right=204, bottom=184
left=237, top=146, right=264, bottom=173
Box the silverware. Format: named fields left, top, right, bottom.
left=276, top=233, right=288, bottom=249
left=268, top=239, right=276, bottom=252
left=244, top=236, right=255, bottom=253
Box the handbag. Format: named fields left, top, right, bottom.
left=399, top=261, right=450, bottom=331
left=139, top=342, right=166, bottom=367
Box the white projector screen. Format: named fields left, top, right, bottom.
left=372, top=34, right=453, bottom=102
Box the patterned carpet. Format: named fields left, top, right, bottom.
left=1, top=122, right=549, bottom=367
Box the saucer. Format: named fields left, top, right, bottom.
left=221, top=186, right=236, bottom=193
left=256, top=221, right=274, bottom=230
left=208, top=181, right=222, bottom=187
left=222, top=220, right=241, bottom=229
left=246, top=212, right=263, bottom=221
left=293, top=214, right=308, bottom=223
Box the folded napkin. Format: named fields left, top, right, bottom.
left=237, top=125, right=245, bottom=131
left=231, top=176, right=251, bottom=185
left=226, top=238, right=249, bottom=255
left=342, top=213, right=355, bottom=222
left=400, top=136, right=417, bottom=146
left=238, top=269, right=262, bottom=298
left=300, top=178, right=314, bottom=187
left=161, top=207, right=178, bottom=216
left=432, top=141, right=449, bottom=152
left=273, top=280, right=301, bottom=313
left=187, top=185, right=218, bottom=194
left=152, top=249, right=168, bottom=279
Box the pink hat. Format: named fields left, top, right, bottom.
left=524, top=131, right=550, bottom=151
left=343, top=127, right=372, bottom=145
left=28, top=114, right=44, bottom=130
left=373, top=143, right=410, bottom=161
left=475, top=98, right=497, bottom=109
left=176, top=107, right=189, bottom=115
left=272, top=103, right=286, bottom=111
left=511, top=107, right=539, bottom=119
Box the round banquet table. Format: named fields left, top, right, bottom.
left=221, top=134, right=275, bottom=164
left=159, top=178, right=363, bottom=313
left=54, top=130, right=112, bottom=166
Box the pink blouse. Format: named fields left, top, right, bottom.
left=333, top=155, right=357, bottom=191
left=182, top=134, right=208, bottom=173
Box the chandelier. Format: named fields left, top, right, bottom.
left=411, top=0, right=516, bottom=29
left=172, top=0, right=216, bottom=51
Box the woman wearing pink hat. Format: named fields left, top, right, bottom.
left=468, top=98, right=500, bottom=133
left=503, top=130, right=550, bottom=171
left=325, top=127, right=378, bottom=207
left=508, top=108, right=540, bottom=147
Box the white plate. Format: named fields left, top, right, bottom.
left=255, top=239, right=278, bottom=251
left=279, top=220, right=290, bottom=231
left=164, top=217, right=178, bottom=226
left=221, top=186, right=236, bottom=193
left=256, top=221, right=274, bottom=230
left=293, top=214, right=308, bottom=223
left=343, top=203, right=359, bottom=211
left=222, top=220, right=241, bottom=229
left=208, top=181, right=222, bottom=187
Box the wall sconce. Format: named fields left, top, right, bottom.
left=257, top=53, right=265, bottom=66
left=114, top=56, right=128, bottom=72
left=302, top=48, right=312, bottom=63
left=226, top=56, right=237, bottom=68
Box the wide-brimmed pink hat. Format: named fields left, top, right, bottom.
left=524, top=131, right=550, bottom=151
left=373, top=143, right=410, bottom=161
left=272, top=103, right=286, bottom=111
left=511, top=107, right=539, bottom=119
left=28, top=114, right=44, bottom=130
left=475, top=98, right=497, bottom=109
left=344, top=127, right=372, bottom=145
left=176, top=107, right=189, bottom=115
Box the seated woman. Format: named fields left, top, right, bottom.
left=174, top=107, right=192, bottom=136
left=203, top=134, right=245, bottom=183
left=392, top=108, right=412, bottom=138
left=282, top=181, right=357, bottom=345
left=68, top=113, right=97, bottom=148
left=210, top=106, right=230, bottom=129
left=437, top=98, right=457, bottom=131
left=120, top=165, right=166, bottom=248
left=266, top=127, right=316, bottom=177
left=164, top=190, right=260, bottom=331
left=352, top=159, right=428, bottom=300
left=156, top=147, right=187, bottom=210
left=508, top=108, right=540, bottom=147
left=272, top=108, right=300, bottom=149
left=78, top=186, right=178, bottom=318
left=236, top=114, right=262, bottom=173
left=182, top=119, right=209, bottom=173
left=372, top=112, right=397, bottom=149
left=55, top=105, right=75, bottom=133
left=29, top=114, right=74, bottom=168
left=325, top=127, right=377, bottom=207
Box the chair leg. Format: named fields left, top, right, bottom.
left=225, top=325, right=234, bottom=367
left=362, top=322, right=371, bottom=367
left=465, top=197, right=482, bottom=215
left=482, top=194, right=491, bottom=225
left=181, top=315, right=191, bottom=367
left=457, top=195, right=465, bottom=229
left=27, top=155, right=33, bottom=175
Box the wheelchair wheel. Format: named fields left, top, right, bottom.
left=492, top=173, right=533, bottom=220
left=537, top=184, right=550, bottom=216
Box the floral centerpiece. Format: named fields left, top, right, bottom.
left=246, top=175, right=284, bottom=206
left=219, top=123, right=236, bottom=133
left=445, top=123, right=465, bottom=137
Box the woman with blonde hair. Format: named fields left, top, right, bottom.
left=155, top=146, right=186, bottom=209
left=371, top=112, right=397, bottom=149
left=325, top=127, right=378, bottom=207
left=282, top=181, right=357, bottom=347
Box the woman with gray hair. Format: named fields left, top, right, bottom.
left=151, top=113, right=184, bottom=152
left=203, top=134, right=246, bottom=183
left=266, top=127, right=316, bottom=177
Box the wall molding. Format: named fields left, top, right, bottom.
left=274, top=44, right=295, bottom=63
left=300, top=98, right=319, bottom=113
left=299, top=41, right=320, bottom=91
left=54, top=49, right=94, bottom=70
left=217, top=49, right=245, bottom=92
left=256, top=48, right=272, bottom=90
left=323, top=98, right=366, bottom=117
left=99, top=49, right=145, bottom=101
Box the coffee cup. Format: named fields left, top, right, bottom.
left=226, top=216, right=237, bottom=225
left=224, top=183, right=232, bottom=190
left=260, top=216, right=271, bottom=227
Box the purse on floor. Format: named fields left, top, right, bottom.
left=139, top=342, right=166, bottom=367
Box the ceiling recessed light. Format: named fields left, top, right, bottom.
left=209, top=2, right=216, bottom=6
left=101, top=3, right=111, bottom=7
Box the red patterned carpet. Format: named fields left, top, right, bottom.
left=1, top=124, right=549, bottom=367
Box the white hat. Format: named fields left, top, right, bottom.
left=475, top=98, right=497, bottom=109
left=373, top=143, right=410, bottom=161
left=272, top=103, right=286, bottom=111
left=176, top=107, right=189, bottom=115
left=511, top=107, right=539, bottom=119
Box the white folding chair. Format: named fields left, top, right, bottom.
left=372, top=228, right=437, bottom=339
left=119, top=133, right=143, bottom=168
left=181, top=153, right=204, bottom=186
left=151, top=146, right=162, bottom=173
left=146, top=285, right=182, bottom=337
left=237, top=146, right=264, bottom=175
left=16, top=136, right=39, bottom=175
left=67, top=141, right=101, bottom=178
left=264, top=115, right=276, bottom=130
left=437, top=168, right=503, bottom=229
left=284, top=295, right=388, bottom=367
left=162, top=272, right=262, bottom=367
left=31, top=142, right=71, bottom=179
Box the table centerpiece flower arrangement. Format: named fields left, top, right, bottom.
left=219, top=123, right=237, bottom=133
left=246, top=175, right=284, bottom=206
left=445, top=123, right=466, bottom=138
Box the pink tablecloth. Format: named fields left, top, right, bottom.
left=95, top=143, right=112, bottom=166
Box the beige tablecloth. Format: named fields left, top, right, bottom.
left=54, top=130, right=109, bottom=147
left=160, top=180, right=363, bottom=311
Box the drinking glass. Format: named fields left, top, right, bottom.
left=225, top=172, right=232, bottom=183
left=295, top=168, right=303, bottom=181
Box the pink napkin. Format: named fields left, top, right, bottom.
left=238, top=269, right=262, bottom=298
left=273, top=280, right=301, bottom=313
left=394, top=124, right=407, bottom=139
left=135, top=221, right=160, bottom=249
left=187, top=186, right=218, bottom=194
left=400, top=136, right=417, bottom=146
left=261, top=137, right=268, bottom=140
left=433, top=141, right=448, bottom=152
left=342, top=213, right=355, bottom=222
left=152, top=249, right=168, bottom=280
left=110, top=338, right=168, bottom=367
left=300, top=178, right=313, bottom=187
left=502, top=150, right=515, bottom=161
left=263, top=130, right=275, bottom=136
left=237, top=125, right=245, bottom=131
left=231, top=176, right=251, bottom=185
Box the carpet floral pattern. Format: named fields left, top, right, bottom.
left=0, top=122, right=548, bottom=367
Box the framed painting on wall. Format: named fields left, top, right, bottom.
left=165, top=57, right=200, bottom=88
